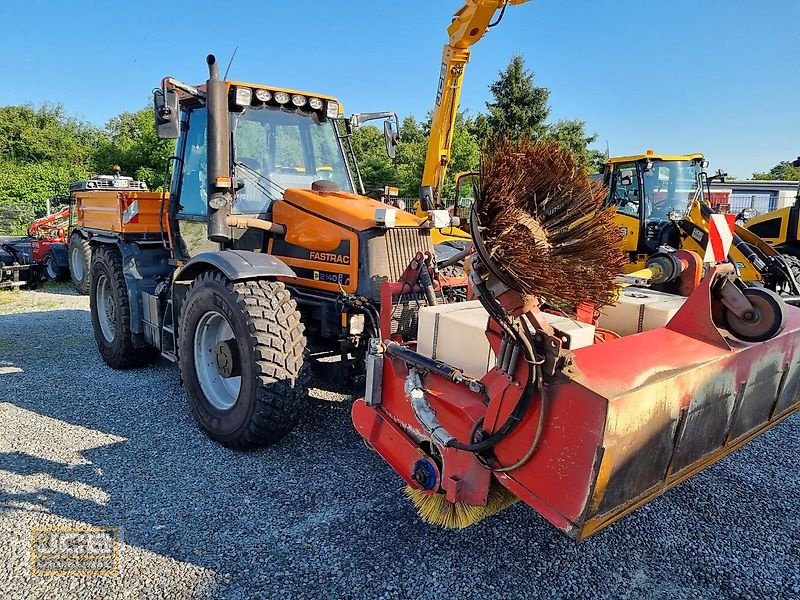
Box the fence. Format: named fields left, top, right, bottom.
left=727, top=193, right=777, bottom=217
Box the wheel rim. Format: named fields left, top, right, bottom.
left=46, top=259, right=58, bottom=280
left=71, top=245, right=84, bottom=280
left=725, top=294, right=773, bottom=340
left=95, top=274, right=116, bottom=342
left=193, top=311, right=241, bottom=411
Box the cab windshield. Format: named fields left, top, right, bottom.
left=231, top=106, right=353, bottom=215
left=641, top=159, right=702, bottom=220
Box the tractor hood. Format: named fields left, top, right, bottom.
left=282, top=188, right=426, bottom=232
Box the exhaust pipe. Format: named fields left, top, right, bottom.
left=206, top=54, right=231, bottom=244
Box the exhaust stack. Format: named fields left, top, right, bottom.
left=206, top=54, right=232, bottom=244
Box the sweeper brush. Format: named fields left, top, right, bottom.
left=473, top=138, right=628, bottom=307
left=404, top=482, right=518, bottom=529
left=352, top=138, right=800, bottom=539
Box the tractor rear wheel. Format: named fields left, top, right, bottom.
left=69, top=234, right=91, bottom=294
left=178, top=272, right=309, bottom=449
left=89, top=246, right=157, bottom=369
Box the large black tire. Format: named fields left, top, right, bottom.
left=722, top=287, right=787, bottom=343
left=43, top=251, right=68, bottom=282
left=780, top=254, right=800, bottom=289
left=69, top=234, right=92, bottom=294
left=89, top=246, right=158, bottom=369
left=178, top=272, right=309, bottom=449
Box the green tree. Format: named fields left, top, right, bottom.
left=480, top=55, right=603, bottom=172
left=92, top=106, right=174, bottom=189
left=0, top=161, right=88, bottom=234
left=753, top=160, right=800, bottom=181
left=485, top=55, right=550, bottom=140
left=548, top=119, right=605, bottom=172
left=0, top=104, right=96, bottom=165
left=349, top=124, right=400, bottom=191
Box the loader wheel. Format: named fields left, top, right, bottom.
left=90, top=246, right=157, bottom=369
left=69, top=234, right=91, bottom=294
left=178, top=272, right=310, bottom=449
left=722, top=287, right=787, bottom=343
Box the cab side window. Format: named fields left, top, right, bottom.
left=178, top=108, right=208, bottom=217
left=610, top=164, right=639, bottom=218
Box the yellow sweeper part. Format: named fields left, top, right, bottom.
left=404, top=482, right=519, bottom=529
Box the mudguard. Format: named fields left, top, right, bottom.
left=48, top=243, right=69, bottom=267
left=175, top=250, right=296, bottom=283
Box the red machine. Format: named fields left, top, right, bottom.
left=352, top=250, right=800, bottom=538
left=28, top=205, right=70, bottom=282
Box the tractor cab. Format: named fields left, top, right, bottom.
left=603, top=152, right=706, bottom=271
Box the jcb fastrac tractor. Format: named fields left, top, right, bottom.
left=84, top=55, right=459, bottom=448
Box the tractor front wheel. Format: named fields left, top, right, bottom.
left=69, top=234, right=92, bottom=294
left=178, top=272, right=309, bottom=449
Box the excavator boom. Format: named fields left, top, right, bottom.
left=420, top=0, right=530, bottom=211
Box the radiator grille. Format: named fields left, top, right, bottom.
left=383, top=227, right=434, bottom=282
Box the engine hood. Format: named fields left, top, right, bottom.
left=282, top=188, right=426, bottom=232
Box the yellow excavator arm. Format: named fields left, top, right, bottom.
left=419, top=0, right=531, bottom=212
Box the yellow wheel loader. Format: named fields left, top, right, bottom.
left=602, top=151, right=800, bottom=301
left=742, top=156, right=800, bottom=257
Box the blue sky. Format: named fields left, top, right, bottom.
left=1, top=0, right=798, bottom=178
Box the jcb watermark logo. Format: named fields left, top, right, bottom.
left=30, top=526, right=120, bottom=576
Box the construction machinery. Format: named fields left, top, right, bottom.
left=0, top=202, right=71, bottom=289
left=742, top=156, right=800, bottom=255
left=82, top=55, right=463, bottom=448
left=352, top=139, right=800, bottom=538
left=602, top=151, right=800, bottom=299
left=416, top=0, right=531, bottom=248
left=27, top=205, right=70, bottom=282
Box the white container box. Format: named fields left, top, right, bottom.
left=417, top=302, right=595, bottom=379
left=597, top=287, right=687, bottom=336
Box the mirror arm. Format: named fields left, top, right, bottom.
left=162, top=77, right=206, bottom=100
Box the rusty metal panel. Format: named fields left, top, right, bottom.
left=596, top=383, right=679, bottom=516
left=774, top=359, right=800, bottom=416
left=669, top=369, right=737, bottom=475
left=730, top=357, right=783, bottom=440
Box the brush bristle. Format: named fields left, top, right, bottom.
left=404, top=483, right=519, bottom=529
left=475, top=138, right=627, bottom=308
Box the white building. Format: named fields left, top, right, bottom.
left=709, top=180, right=800, bottom=215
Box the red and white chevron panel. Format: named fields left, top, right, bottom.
left=704, top=213, right=736, bottom=263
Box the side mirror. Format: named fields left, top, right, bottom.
left=620, top=175, right=633, bottom=187
left=348, top=112, right=401, bottom=159
left=702, top=160, right=710, bottom=169
left=153, top=88, right=180, bottom=139
left=384, top=120, right=399, bottom=160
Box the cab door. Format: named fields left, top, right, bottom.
left=605, top=162, right=642, bottom=257
left=170, top=107, right=220, bottom=259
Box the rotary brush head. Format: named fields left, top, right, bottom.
left=473, top=138, right=627, bottom=309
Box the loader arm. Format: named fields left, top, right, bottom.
left=419, top=0, right=530, bottom=213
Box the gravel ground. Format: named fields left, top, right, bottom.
left=0, top=285, right=798, bottom=600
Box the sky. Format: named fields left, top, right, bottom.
left=0, top=0, right=798, bottom=178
